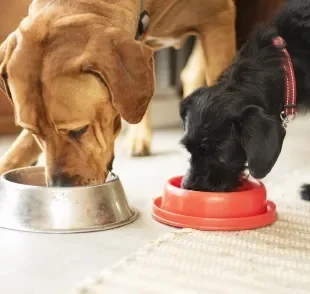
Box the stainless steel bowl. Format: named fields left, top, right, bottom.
left=0, top=167, right=139, bottom=233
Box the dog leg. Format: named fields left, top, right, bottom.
left=199, top=2, right=236, bottom=86
left=180, top=39, right=206, bottom=97
left=125, top=107, right=152, bottom=156
left=0, top=129, right=42, bottom=174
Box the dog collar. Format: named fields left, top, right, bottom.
left=272, top=36, right=297, bottom=127
left=136, top=0, right=150, bottom=40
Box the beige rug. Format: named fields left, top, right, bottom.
left=73, top=170, right=310, bottom=294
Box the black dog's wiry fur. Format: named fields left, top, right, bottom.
left=180, top=0, right=310, bottom=196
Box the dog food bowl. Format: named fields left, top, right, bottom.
left=152, top=176, right=277, bottom=231
left=0, top=167, right=139, bottom=233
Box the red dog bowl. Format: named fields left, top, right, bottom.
left=152, top=176, right=277, bottom=231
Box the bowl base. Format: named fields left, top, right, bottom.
left=152, top=197, right=277, bottom=231
left=0, top=208, right=139, bottom=234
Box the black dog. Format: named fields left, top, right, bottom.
left=180, top=0, right=310, bottom=198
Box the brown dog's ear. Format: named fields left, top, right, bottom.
left=83, top=28, right=155, bottom=124
left=0, top=32, right=17, bottom=100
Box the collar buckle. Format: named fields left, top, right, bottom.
left=280, top=111, right=297, bottom=128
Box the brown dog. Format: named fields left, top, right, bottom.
left=0, top=0, right=236, bottom=186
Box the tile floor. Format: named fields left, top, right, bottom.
left=1, top=115, right=310, bottom=294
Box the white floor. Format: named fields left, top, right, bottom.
left=1, top=116, right=310, bottom=294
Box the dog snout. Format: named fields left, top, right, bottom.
left=181, top=172, right=196, bottom=191
left=48, top=171, right=75, bottom=187
left=182, top=177, right=205, bottom=191
left=182, top=169, right=231, bottom=192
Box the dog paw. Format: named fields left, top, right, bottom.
left=300, top=184, right=310, bottom=201
left=125, top=124, right=152, bottom=157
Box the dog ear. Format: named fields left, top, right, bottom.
left=83, top=28, right=155, bottom=124
left=241, top=106, right=285, bottom=179
left=0, top=32, right=17, bottom=101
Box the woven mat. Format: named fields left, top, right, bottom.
left=74, top=170, right=310, bottom=294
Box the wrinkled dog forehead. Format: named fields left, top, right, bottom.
left=43, top=75, right=111, bottom=124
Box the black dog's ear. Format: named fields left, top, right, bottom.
left=241, top=106, right=286, bottom=179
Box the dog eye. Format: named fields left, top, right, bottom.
left=68, top=125, right=89, bottom=139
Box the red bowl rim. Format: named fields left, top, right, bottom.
left=166, top=175, right=266, bottom=197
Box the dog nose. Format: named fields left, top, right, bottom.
left=48, top=172, right=73, bottom=187
left=181, top=174, right=208, bottom=192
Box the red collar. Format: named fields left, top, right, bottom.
left=272, top=36, right=297, bottom=123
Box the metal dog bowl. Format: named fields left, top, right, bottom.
left=0, top=167, right=139, bottom=233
